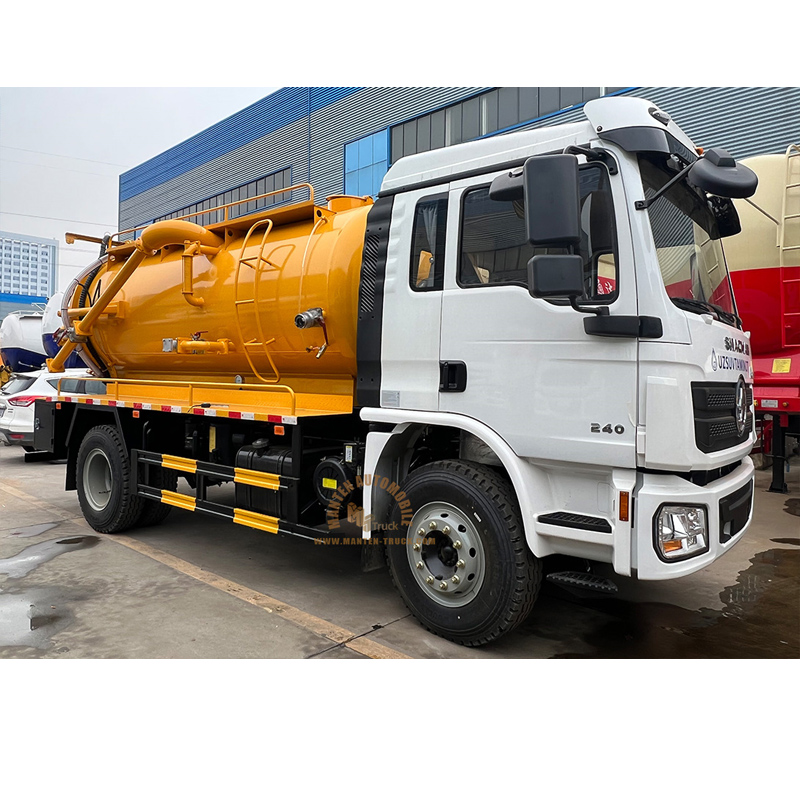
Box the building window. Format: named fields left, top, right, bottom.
left=391, top=87, right=604, bottom=165
left=154, top=167, right=292, bottom=227
left=344, top=130, right=389, bottom=197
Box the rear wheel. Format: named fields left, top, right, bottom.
left=76, top=424, right=144, bottom=533
left=385, top=460, right=541, bottom=646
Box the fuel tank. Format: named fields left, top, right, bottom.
left=62, top=195, right=373, bottom=395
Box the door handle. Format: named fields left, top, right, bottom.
left=439, top=361, right=467, bottom=392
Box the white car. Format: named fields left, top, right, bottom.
left=0, top=368, right=104, bottom=450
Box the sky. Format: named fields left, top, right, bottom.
left=0, top=6, right=787, bottom=298
left=0, top=88, right=276, bottom=290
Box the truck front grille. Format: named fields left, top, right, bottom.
left=692, top=382, right=753, bottom=453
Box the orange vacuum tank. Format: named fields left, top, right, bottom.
left=61, top=194, right=374, bottom=398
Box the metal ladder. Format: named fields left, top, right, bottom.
left=234, top=218, right=283, bottom=384
left=780, top=144, right=800, bottom=348
left=779, top=143, right=800, bottom=266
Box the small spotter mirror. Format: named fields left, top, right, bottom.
left=489, top=169, right=523, bottom=202
left=688, top=148, right=758, bottom=199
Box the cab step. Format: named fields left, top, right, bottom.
left=546, top=571, right=618, bottom=594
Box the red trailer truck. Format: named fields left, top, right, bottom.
left=727, top=144, right=800, bottom=492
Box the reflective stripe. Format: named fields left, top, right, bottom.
left=233, top=508, right=279, bottom=533
left=234, top=467, right=281, bottom=491
left=160, top=489, right=196, bottom=511
left=161, top=454, right=198, bottom=474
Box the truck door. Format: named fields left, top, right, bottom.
left=439, top=163, right=639, bottom=469
left=379, top=186, right=449, bottom=411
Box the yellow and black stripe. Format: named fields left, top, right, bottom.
left=131, top=449, right=313, bottom=540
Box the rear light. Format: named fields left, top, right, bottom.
left=7, top=395, right=47, bottom=407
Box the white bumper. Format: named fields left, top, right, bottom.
left=634, top=457, right=754, bottom=579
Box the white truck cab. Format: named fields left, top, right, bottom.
left=358, top=96, right=756, bottom=612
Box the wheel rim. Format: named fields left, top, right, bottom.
left=405, top=501, right=486, bottom=608
left=83, top=448, right=112, bottom=512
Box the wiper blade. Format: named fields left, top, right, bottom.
left=671, top=297, right=717, bottom=316
left=705, top=301, right=741, bottom=328
left=670, top=297, right=741, bottom=327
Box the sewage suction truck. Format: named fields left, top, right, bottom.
left=36, top=96, right=759, bottom=645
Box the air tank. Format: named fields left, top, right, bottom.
left=42, top=292, right=84, bottom=368
left=61, top=195, right=373, bottom=396
left=0, top=310, right=47, bottom=372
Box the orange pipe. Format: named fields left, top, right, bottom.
left=51, top=220, right=224, bottom=373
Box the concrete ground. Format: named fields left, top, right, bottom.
left=0, top=444, right=797, bottom=659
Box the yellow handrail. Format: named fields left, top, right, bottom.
left=58, top=376, right=297, bottom=415
left=111, top=183, right=315, bottom=245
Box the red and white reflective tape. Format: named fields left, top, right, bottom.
left=53, top=395, right=297, bottom=424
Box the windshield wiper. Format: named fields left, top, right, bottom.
left=670, top=297, right=741, bottom=328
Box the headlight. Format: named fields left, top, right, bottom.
left=654, top=505, right=709, bottom=561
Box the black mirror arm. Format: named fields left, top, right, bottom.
left=563, top=145, right=619, bottom=175
left=634, top=160, right=694, bottom=210
left=569, top=297, right=610, bottom=316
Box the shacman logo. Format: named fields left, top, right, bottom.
left=324, top=472, right=414, bottom=534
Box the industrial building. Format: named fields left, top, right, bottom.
left=0, top=230, right=57, bottom=319
left=119, top=86, right=800, bottom=233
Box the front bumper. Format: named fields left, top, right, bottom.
left=634, top=457, right=754, bottom=579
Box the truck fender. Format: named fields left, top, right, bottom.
left=359, top=408, right=553, bottom=557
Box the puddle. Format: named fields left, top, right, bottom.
left=10, top=522, right=60, bottom=538
left=0, top=588, right=74, bottom=649
left=550, top=548, right=800, bottom=659
left=0, top=535, right=99, bottom=650
left=784, top=498, right=800, bottom=518
left=0, top=536, right=99, bottom=579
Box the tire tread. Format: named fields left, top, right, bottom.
left=77, top=424, right=144, bottom=534
left=386, top=459, right=541, bottom=646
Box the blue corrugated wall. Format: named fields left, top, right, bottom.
left=119, top=87, right=362, bottom=202
left=119, top=86, right=800, bottom=231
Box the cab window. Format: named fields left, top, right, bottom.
left=459, top=164, right=618, bottom=300
left=410, top=194, right=448, bottom=291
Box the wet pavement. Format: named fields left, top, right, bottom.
left=0, top=444, right=797, bottom=658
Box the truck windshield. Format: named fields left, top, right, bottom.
left=639, top=155, right=737, bottom=324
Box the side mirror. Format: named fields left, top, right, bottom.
left=524, top=154, right=581, bottom=245
left=528, top=254, right=585, bottom=299
left=688, top=148, right=758, bottom=199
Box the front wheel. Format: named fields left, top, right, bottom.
left=76, top=424, right=144, bottom=533
left=385, top=460, right=541, bottom=646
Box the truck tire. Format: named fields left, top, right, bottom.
left=385, top=460, right=541, bottom=646
left=76, top=424, right=144, bottom=533
left=138, top=466, right=178, bottom=527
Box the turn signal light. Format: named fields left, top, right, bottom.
left=8, top=395, right=46, bottom=407
left=619, top=491, right=630, bottom=522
